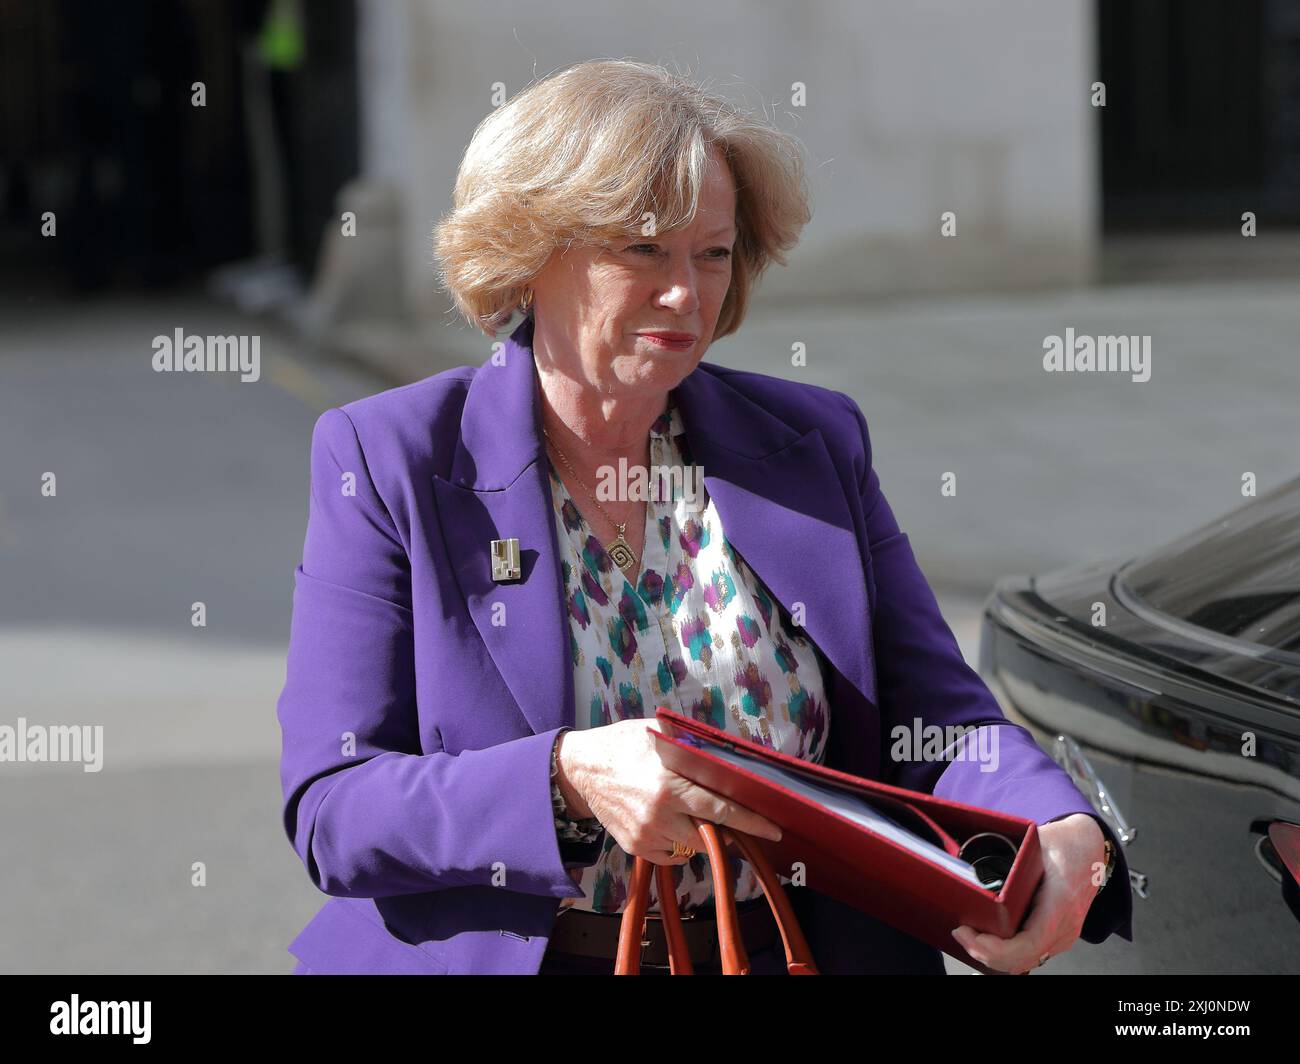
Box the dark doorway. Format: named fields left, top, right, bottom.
left=1098, top=0, right=1300, bottom=230
left=0, top=0, right=359, bottom=294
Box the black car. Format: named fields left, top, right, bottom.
left=980, top=476, right=1300, bottom=973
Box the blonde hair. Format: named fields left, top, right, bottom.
left=432, top=58, right=812, bottom=338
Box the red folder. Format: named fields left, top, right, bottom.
left=650, top=706, right=1044, bottom=974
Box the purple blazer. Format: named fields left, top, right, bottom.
left=278, top=313, right=1133, bottom=974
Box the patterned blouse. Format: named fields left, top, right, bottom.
left=546, top=393, right=832, bottom=915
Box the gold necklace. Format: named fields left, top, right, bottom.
left=542, top=428, right=640, bottom=573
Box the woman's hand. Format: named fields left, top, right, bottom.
left=951, top=813, right=1106, bottom=974
left=555, top=719, right=783, bottom=864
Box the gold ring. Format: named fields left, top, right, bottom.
left=669, top=840, right=696, bottom=859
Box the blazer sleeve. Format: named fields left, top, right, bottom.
left=840, top=393, right=1133, bottom=944
left=277, top=407, right=593, bottom=901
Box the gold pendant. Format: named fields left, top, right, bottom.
left=607, top=523, right=637, bottom=572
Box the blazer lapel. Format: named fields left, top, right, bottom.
left=432, top=314, right=877, bottom=743
left=672, top=368, right=878, bottom=712
left=431, top=316, right=574, bottom=739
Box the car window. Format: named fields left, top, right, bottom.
left=1117, top=476, right=1300, bottom=656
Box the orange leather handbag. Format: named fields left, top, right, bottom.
left=614, top=815, right=819, bottom=974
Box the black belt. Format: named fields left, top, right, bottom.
left=547, top=890, right=784, bottom=968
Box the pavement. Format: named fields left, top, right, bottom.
left=1, top=276, right=1296, bottom=973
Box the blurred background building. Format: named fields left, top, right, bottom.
left=6, top=1, right=1300, bottom=343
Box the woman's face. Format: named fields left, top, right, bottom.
left=529, top=146, right=737, bottom=400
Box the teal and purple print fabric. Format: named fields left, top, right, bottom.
left=546, top=395, right=831, bottom=914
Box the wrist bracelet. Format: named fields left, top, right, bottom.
left=551, top=733, right=602, bottom=842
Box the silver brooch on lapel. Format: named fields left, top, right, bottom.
left=490, top=537, right=522, bottom=582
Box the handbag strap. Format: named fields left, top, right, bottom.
left=615, top=815, right=819, bottom=975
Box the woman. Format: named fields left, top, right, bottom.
left=278, top=59, right=1131, bottom=975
